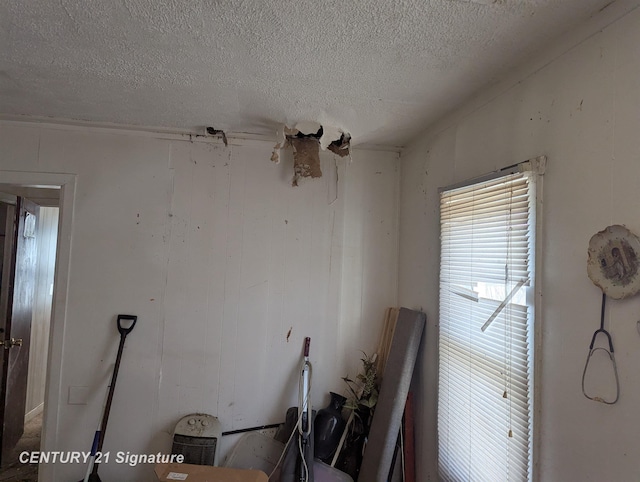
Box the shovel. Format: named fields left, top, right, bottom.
left=80, top=314, right=137, bottom=482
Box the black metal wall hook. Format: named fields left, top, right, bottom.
left=582, top=293, right=619, bottom=404
left=588, top=293, right=614, bottom=352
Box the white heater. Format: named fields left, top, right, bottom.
left=171, top=413, right=222, bottom=466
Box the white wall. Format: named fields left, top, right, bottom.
left=399, top=5, right=640, bottom=481
left=25, top=206, right=59, bottom=418
left=0, top=124, right=399, bottom=481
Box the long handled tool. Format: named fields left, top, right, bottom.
left=269, top=337, right=314, bottom=482
left=296, top=337, right=313, bottom=482
left=81, top=314, right=137, bottom=482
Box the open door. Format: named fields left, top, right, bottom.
left=0, top=197, right=38, bottom=465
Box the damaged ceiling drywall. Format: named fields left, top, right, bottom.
left=271, top=122, right=351, bottom=186
left=291, top=137, right=322, bottom=187
left=206, top=126, right=228, bottom=146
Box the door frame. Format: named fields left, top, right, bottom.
left=0, top=171, right=75, bottom=482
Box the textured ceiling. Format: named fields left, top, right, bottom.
left=0, top=0, right=616, bottom=146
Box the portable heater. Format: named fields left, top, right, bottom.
left=171, top=413, right=222, bottom=466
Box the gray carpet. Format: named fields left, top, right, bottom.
left=0, top=412, right=42, bottom=482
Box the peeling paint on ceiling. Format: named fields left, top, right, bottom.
left=0, top=0, right=616, bottom=147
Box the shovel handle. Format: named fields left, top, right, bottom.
left=304, top=337, right=310, bottom=357
left=117, top=314, right=137, bottom=335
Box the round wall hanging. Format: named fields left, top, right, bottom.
left=587, top=224, right=640, bottom=299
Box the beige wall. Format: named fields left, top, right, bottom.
left=399, top=6, right=640, bottom=481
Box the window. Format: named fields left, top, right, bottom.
left=438, top=162, right=541, bottom=481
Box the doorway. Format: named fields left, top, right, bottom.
left=0, top=172, right=75, bottom=482
left=0, top=189, right=59, bottom=482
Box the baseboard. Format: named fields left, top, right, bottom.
left=24, top=403, right=44, bottom=424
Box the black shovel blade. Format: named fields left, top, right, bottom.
left=77, top=474, right=101, bottom=482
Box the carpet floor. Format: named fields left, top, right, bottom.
left=0, top=412, right=42, bottom=482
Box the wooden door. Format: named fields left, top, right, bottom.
left=0, top=197, right=38, bottom=465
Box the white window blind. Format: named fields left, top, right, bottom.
left=438, top=170, right=535, bottom=482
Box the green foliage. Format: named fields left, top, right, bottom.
left=342, top=352, right=379, bottom=411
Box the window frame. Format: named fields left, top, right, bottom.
left=437, top=157, right=545, bottom=482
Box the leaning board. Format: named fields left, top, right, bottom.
left=358, top=307, right=426, bottom=482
